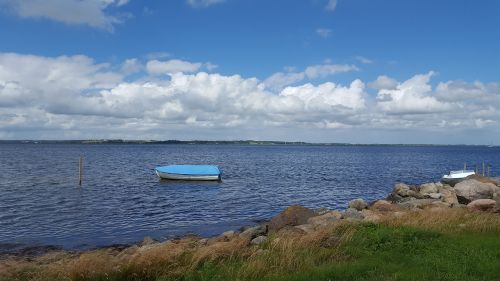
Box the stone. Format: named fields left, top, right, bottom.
left=314, top=207, right=331, bottom=215
left=140, top=236, right=156, bottom=246
left=307, top=211, right=342, bottom=226
left=467, top=199, right=498, bottom=212
left=239, top=225, right=266, bottom=239
left=251, top=235, right=268, bottom=245
left=419, top=183, right=439, bottom=195
left=454, top=179, right=499, bottom=204
left=222, top=230, right=236, bottom=239
left=438, top=185, right=459, bottom=206
left=394, top=183, right=411, bottom=197
left=465, top=174, right=499, bottom=185
left=348, top=198, right=368, bottom=211
left=268, top=205, right=316, bottom=232
left=370, top=200, right=401, bottom=212
left=294, top=224, right=315, bottom=233
left=198, top=238, right=208, bottom=246
left=341, top=208, right=365, bottom=220
left=428, top=193, right=442, bottom=199
left=398, top=198, right=439, bottom=210
left=277, top=226, right=306, bottom=236
left=361, top=209, right=381, bottom=223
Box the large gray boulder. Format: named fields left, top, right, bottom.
left=348, top=198, right=368, bottom=211
left=393, top=183, right=423, bottom=199
left=454, top=179, right=499, bottom=204
left=419, top=183, right=439, bottom=195
left=239, top=225, right=266, bottom=239
left=438, top=185, right=459, bottom=206
left=398, top=199, right=439, bottom=210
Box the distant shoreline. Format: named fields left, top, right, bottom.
left=0, top=140, right=496, bottom=147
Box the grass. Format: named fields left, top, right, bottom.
left=1, top=208, right=499, bottom=281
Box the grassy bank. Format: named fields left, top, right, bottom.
left=1, top=208, right=499, bottom=281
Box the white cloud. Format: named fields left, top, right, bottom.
left=1, top=53, right=500, bottom=143
left=376, top=72, right=454, bottom=114
left=263, top=63, right=358, bottom=90
left=325, top=0, right=337, bottom=11
left=121, top=58, right=142, bottom=75
left=186, top=0, right=224, bottom=8
left=368, top=75, right=398, bottom=90
left=146, top=59, right=203, bottom=75
left=316, top=28, right=332, bottom=38
left=0, top=0, right=131, bottom=31
left=355, top=56, right=373, bottom=64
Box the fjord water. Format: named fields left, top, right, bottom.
left=0, top=144, right=498, bottom=252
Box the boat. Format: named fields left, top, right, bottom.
left=441, top=169, right=475, bottom=185
left=155, top=165, right=221, bottom=181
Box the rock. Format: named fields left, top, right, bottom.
left=268, top=205, right=316, bottom=232
left=140, top=236, right=157, bottom=246
left=277, top=226, right=306, bottom=236
left=341, top=208, right=365, bottom=220
left=117, top=245, right=138, bottom=258
left=427, top=193, right=442, bottom=199
left=294, top=224, right=316, bottom=233
left=419, top=183, right=439, bottom=195
left=454, top=179, right=499, bottom=204
left=431, top=201, right=451, bottom=208
left=370, top=200, right=401, bottom=212
left=398, top=199, right=439, bottom=210
left=361, top=209, right=381, bottom=223
left=348, top=198, right=368, bottom=211
left=394, top=183, right=411, bottom=197
left=465, top=174, right=499, bottom=186
left=467, top=199, right=498, bottom=212
left=198, top=238, right=208, bottom=246
left=314, top=207, right=331, bottom=215
left=386, top=192, right=404, bottom=203
left=222, top=230, right=236, bottom=239
left=393, top=183, right=423, bottom=198
left=307, top=211, right=342, bottom=226
left=251, top=236, right=268, bottom=245
left=438, top=185, right=459, bottom=206
left=239, top=225, right=266, bottom=239
left=254, top=249, right=269, bottom=256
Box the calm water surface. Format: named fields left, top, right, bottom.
left=0, top=144, right=498, bottom=252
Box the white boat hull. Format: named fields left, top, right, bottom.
left=156, top=170, right=220, bottom=181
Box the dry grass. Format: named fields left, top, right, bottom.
left=1, top=208, right=499, bottom=281
left=379, top=207, right=500, bottom=233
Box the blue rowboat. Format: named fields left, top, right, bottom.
left=155, top=165, right=221, bottom=181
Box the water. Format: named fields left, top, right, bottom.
left=0, top=144, right=498, bottom=252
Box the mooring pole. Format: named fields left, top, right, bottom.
left=79, top=156, right=83, bottom=186
left=482, top=162, right=485, bottom=176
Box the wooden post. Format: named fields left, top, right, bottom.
left=464, top=162, right=467, bottom=170
left=79, top=156, right=83, bottom=186
left=487, top=165, right=491, bottom=178
left=482, top=162, right=485, bottom=176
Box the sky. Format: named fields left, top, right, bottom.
left=0, top=0, right=499, bottom=144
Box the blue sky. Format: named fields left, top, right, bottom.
left=0, top=0, right=499, bottom=143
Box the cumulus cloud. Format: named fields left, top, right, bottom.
left=376, top=72, right=454, bottom=114
left=325, top=0, right=337, bottom=11
left=316, top=28, right=332, bottom=38
left=263, top=63, right=359, bottom=90
left=0, top=0, right=131, bottom=31
left=1, top=52, right=500, bottom=142
left=186, top=0, right=224, bottom=8
left=368, top=75, right=398, bottom=90
left=146, top=59, right=204, bottom=75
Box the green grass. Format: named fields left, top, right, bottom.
left=181, top=224, right=500, bottom=281
left=2, top=209, right=500, bottom=281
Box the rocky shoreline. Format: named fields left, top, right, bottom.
left=3, top=174, right=498, bottom=260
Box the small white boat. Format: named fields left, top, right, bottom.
left=441, top=169, right=475, bottom=185
left=155, top=165, right=221, bottom=181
